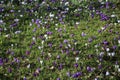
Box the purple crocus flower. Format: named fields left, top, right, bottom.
left=88, top=38, right=93, bottom=42
left=0, top=7, right=4, bottom=12
left=46, top=31, right=52, bottom=35
left=96, top=10, right=100, bottom=14
left=70, top=34, right=74, bottom=37
left=33, top=28, right=37, bottom=32
left=10, top=23, right=18, bottom=27
left=31, top=41, right=35, bottom=45
left=23, top=77, right=27, bottom=80
left=89, top=5, right=93, bottom=10
left=98, top=30, right=102, bottom=33
left=100, top=13, right=109, bottom=21
left=103, top=40, right=109, bottom=45
left=48, top=43, right=52, bottom=48
left=59, top=63, right=63, bottom=70
left=113, top=45, right=117, bottom=50
left=72, top=73, right=78, bottom=78
left=66, top=72, right=71, bottom=77
left=87, top=66, right=93, bottom=72
left=91, top=12, right=94, bottom=18
left=8, top=68, right=12, bottom=73
left=0, top=28, right=2, bottom=32
left=74, top=63, right=78, bottom=68
left=14, top=58, right=20, bottom=63
left=58, top=28, right=62, bottom=32
left=35, top=19, right=40, bottom=24
left=57, top=78, right=60, bottom=80
left=81, top=32, right=86, bottom=37
left=57, top=55, right=60, bottom=59
left=106, top=2, right=109, bottom=9
left=59, top=43, right=63, bottom=48
left=64, top=39, right=68, bottom=43
left=33, top=73, right=37, bottom=77
left=26, top=50, right=30, bottom=55
left=72, top=72, right=82, bottom=78
left=66, top=50, right=69, bottom=55
left=98, top=64, right=102, bottom=69
left=0, top=58, right=3, bottom=66
left=76, top=72, right=82, bottom=76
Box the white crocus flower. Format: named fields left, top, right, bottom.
left=49, top=13, right=54, bottom=18
left=117, top=20, right=120, bottom=23
left=0, top=20, right=3, bottom=23
left=32, top=37, right=36, bottom=41
left=68, top=44, right=71, bottom=48
left=15, top=31, right=21, bottom=34
left=20, top=15, right=23, bottom=17
left=4, top=28, right=7, bottom=31
left=38, top=46, right=41, bottom=50
left=27, top=64, right=30, bottom=68
left=41, top=40, right=44, bottom=45
left=5, top=34, right=10, bottom=38
left=111, top=52, right=115, bottom=56
left=48, top=53, right=52, bottom=57
left=75, top=57, right=79, bottom=62
left=115, top=65, right=119, bottom=69
left=44, top=34, right=48, bottom=39
left=76, top=22, right=80, bottom=25
left=106, top=71, right=110, bottom=76
left=14, top=19, right=19, bottom=22
left=65, top=2, right=69, bottom=5
left=55, top=28, right=58, bottom=30
left=106, top=48, right=110, bottom=52
left=111, top=14, right=116, bottom=17
left=40, top=60, right=43, bottom=64
left=85, top=43, right=88, bottom=46
left=118, top=40, right=120, bottom=44
left=118, top=68, right=120, bottom=72
left=11, top=44, right=13, bottom=47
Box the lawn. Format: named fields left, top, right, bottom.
left=0, top=0, right=120, bottom=80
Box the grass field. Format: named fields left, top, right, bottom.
left=0, top=0, right=120, bottom=80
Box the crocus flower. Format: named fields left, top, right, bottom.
left=26, top=51, right=30, bottom=55
left=57, top=78, right=60, bottom=80
left=72, top=72, right=82, bottom=78
left=113, top=45, right=117, bottom=50
left=91, top=12, right=94, bottom=18
left=81, top=32, right=86, bottom=37
left=59, top=43, right=63, bottom=48
left=58, top=63, right=63, bottom=70
left=100, top=13, right=109, bottom=21
left=46, top=31, right=52, bottom=35
left=74, top=63, right=78, bottom=68
left=0, top=28, right=2, bottom=32
left=48, top=43, right=52, bottom=48
left=23, top=77, right=27, bottom=80
left=87, top=66, right=93, bottom=72
left=57, top=55, right=60, bottom=59
left=8, top=68, right=12, bottom=73
left=66, top=72, right=71, bottom=77
left=103, top=40, right=109, bottom=45
left=35, top=19, right=40, bottom=24
left=106, top=71, right=110, bottom=76
left=33, top=28, right=37, bottom=32
left=98, top=64, right=102, bottom=69
left=64, top=39, right=68, bottom=43
left=88, top=38, right=93, bottom=42
left=106, top=2, right=110, bottom=9
left=0, top=58, right=3, bottom=66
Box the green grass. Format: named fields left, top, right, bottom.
left=0, top=1, right=120, bottom=80
left=1, top=16, right=120, bottom=79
